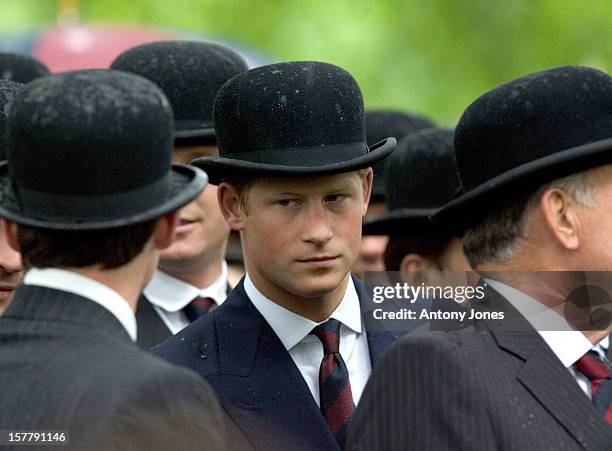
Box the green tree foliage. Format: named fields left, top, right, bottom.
left=1, top=0, right=610, bottom=124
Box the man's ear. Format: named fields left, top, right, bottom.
left=399, top=253, right=441, bottom=285
left=152, top=210, right=180, bottom=250
left=361, top=168, right=374, bottom=217
left=539, top=188, right=580, bottom=251
left=218, top=182, right=247, bottom=231
left=400, top=253, right=439, bottom=273
left=1, top=219, right=20, bottom=252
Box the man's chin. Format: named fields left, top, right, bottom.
left=160, top=246, right=205, bottom=264
left=288, top=273, right=349, bottom=299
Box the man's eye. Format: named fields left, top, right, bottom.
left=277, top=199, right=298, bottom=207
left=326, top=194, right=345, bottom=203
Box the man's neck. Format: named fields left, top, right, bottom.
left=68, top=265, right=149, bottom=312
left=247, top=272, right=350, bottom=323
left=482, top=270, right=612, bottom=345
left=160, top=258, right=224, bottom=289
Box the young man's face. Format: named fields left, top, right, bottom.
left=234, top=170, right=371, bottom=302
left=159, top=145, right=230, bottom=271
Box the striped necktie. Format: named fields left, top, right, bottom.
left=310, top=319, right=354, bottom=450
left=575, top=350, right=612, bottom=424
left=182, top=296, right=215, bottom=323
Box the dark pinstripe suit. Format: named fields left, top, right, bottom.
left=0, top=284, right=227, bottom=451
left=347, top=285, right=612, bottom=451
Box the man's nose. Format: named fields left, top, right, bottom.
left=302, top=203, right=333, bottom=245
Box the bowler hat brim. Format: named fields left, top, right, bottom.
left=192, top=137, right=397, bottom=185
left=431, top=136, right=612, bottom=230
left=0, top=164, right=208, bottom=230
left=173, top=119, right=216, bottom=141
left=363, top=208, right=437, bottom=235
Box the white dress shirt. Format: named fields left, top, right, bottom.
left=143, top=261, right=229, bottom=334
left=485, top=278, right=609, bottom=399
left=24, top=267, right=137, bottom=342
left=244, top=274, right=372, bottom=407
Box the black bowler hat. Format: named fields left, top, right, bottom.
left=432, top=66, right=612, bottom=230
left=192, top=61, right=397, bottom=184
left=0, top=53, right=49, bottom=83
left=366, top=110, right=435, bottom=201
left=363, top=128, right=459, bottom=235
left=110, top=41, right=248, bottom=143
left=0, top=80, right=23, bottom=161
left=0, top=70, right=207, bottom=230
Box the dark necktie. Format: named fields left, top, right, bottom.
left=182, top=296, right=215, bottom=323
left=575, top=350, right=612, bottom=424
left=310, top=319, right=354, bottom=450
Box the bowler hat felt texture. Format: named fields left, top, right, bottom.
left=111, top=41, right=248, bottom=142
left=366, top=109, right=435, bottom=201
left=0, top=79, right=23, bottom=161
left=432, top=66, right=612, bottom=230
left=0, top=52, right=49, bottom=84
left=364, top=128, right=459, bottom=235
left=0, top=69, right=207, bottom=230
left=192, top=61, right=396, bottom=184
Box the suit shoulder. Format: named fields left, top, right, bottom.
left=151, top=310, right=220, bottom=370
left=108, top=356, right=227, bottom=451
left=381, top=327, right=489, bottom=369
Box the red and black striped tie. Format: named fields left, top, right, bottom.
left=182, top=296, right=216, bottom=323
left=575, top=351, right=612, bottom=424
left=310, top=319, right=354, bottom=450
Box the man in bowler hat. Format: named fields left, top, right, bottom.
left=0, top=70, right=226, bottom=450
left=111, top=41, right=248, bottom=349
left=364, top=127, right=470, bottom=278
left=0, top=79, right=23, bottom=315
left=362, top=128, right=470, bottom=335
left=348, top=66, right=612, bottom=450
left=352, top=109, right=434, bottom=277
left=153, top=61, right=403, bottom=451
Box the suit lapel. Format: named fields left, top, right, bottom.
left=213, top=282, right=339, bottom=451
left=481, top=285, right=610, bottom=450
left=353, top=276, right=401, bottom=368
left=135, top=294, right=172, bottom=349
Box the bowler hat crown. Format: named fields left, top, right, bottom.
left=0, top=79, right=23, bottom=161
left=0, top=52, right=49, bottom=83
left=193, top=61, right=396, bottom=184
left=432, top=66, right=612, bottom=229
left=0, top=69, right=206, bottom=229
left=365, top=109, right=435, bottom=201
left=364, top=128, right=459, bottom=235
left=111, top=41, right=248, bottom=142
left=365, top=110, right=435, bottom=147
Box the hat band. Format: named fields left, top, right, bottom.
left=10, top=173, right=172, bottom=222
left=223, top=142, right=368, bottom=167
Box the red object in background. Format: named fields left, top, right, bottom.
left=32, top=25, right=178, bottom=72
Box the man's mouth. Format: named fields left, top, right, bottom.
left=296, top=255, right=340, bottom=267
left=0, top=286, right=16, bottom=301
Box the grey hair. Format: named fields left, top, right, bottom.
left=463, top=170, right=596, bottom=268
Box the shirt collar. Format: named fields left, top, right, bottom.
left=24, top=267, right=137, bottom=342
left=143, top=261, right=229, bottom=312
left=484, top=278, right=594, bottom=367
left=244, top=273, right=362, bottom=351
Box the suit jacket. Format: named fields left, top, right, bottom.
left=135, top=293, right=173, bottom=349
left=152, top=277, right=401, bottom=451
left=136, top=282, right=233, bottom=349
left=0, top=284, right=227, bottom=451
left=347, top=284, right=612, bottom=451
